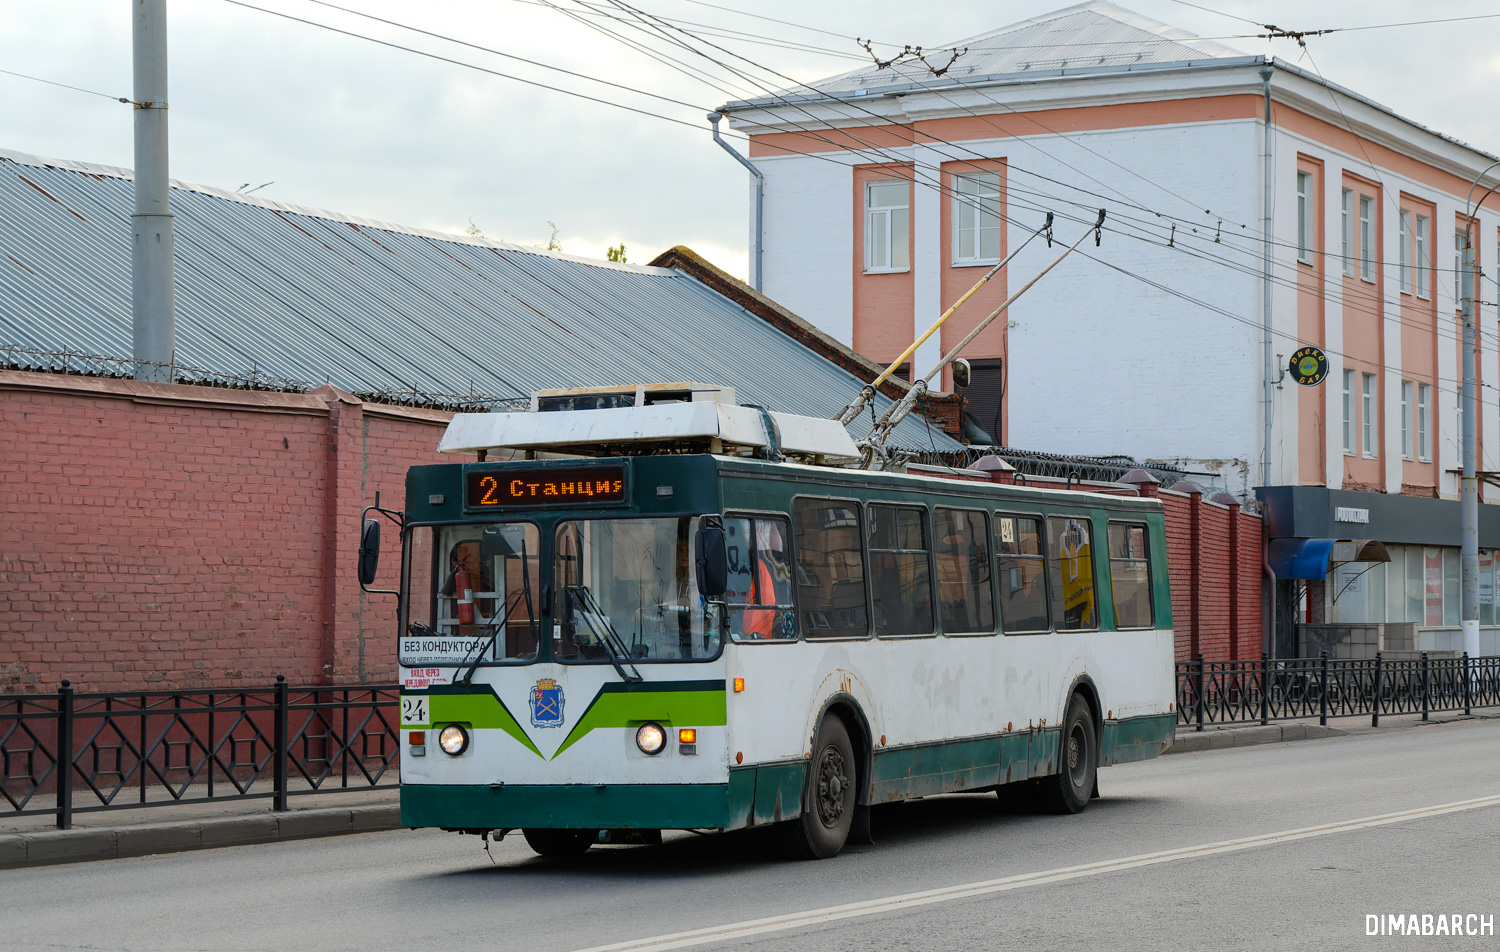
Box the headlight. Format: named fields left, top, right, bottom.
left=438, top=724, right=469, bottom=756
left=635, top=722, right=666, bottom=755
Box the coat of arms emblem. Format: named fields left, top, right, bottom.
left=529, top=678, right=565, bottom=728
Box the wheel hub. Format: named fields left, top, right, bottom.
left=816, top=746, right=848, bottom=826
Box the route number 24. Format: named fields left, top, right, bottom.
left=400, top=696, right=429, bottom=727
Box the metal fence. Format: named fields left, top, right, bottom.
left=1176, top=653, right=1500, bottom=730
left=0, top=677, right=399, bottom=829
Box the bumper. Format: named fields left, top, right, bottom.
left=401, top=782, right=734, bottom=830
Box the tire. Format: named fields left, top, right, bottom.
left=1037, top=695, right=1097, bottom=816
left=522, top=828, right=594, bottom=857
left=782, top=716, right=857, bottom=860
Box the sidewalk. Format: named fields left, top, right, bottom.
left=4, top=712, right=1496, bottom=870
left=0, top=786, right=400, bottom=870
left=1166, top=709, right=1500, bottom=754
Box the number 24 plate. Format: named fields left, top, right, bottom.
left=400, top=696, right=430, bottom=728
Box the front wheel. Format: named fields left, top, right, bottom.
left=522, top=828, right=594, bottom=857
left=782, top=716, right=857, bottom=859
left=1037, top=695, right=1097, bottom=815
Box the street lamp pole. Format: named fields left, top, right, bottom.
left=1461, top=159, right=1500, bottom=663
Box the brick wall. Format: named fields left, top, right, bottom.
left=1154, top=487, right=1266, bottom=662
left=0, top=372, right=450, bottom=693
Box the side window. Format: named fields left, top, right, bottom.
left=1047, top=516, right=1098, bottom=631
left=935, top=508, right=994, bottom=634
left=1108, top=523, right=1154, bottom=629
left=792, top=498, right=868, bottom=639
left=995, top=514, right=1048, bottom=633
left=868, top=505, right=934, bottom=636
left=724, top=515, right=797, bottom=641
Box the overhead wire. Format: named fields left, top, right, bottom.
left=219, top=0, right=724, bottom=134
left=0, top=68, right=132, bottom=104
left=224, top=0, right=1500, bottom=367
left=580, top=0, right=1496, bottom=348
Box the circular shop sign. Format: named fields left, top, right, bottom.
left=1289, top=346, right=1328, bottom=386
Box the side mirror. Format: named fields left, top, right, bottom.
left=695, top=516, right=728, bottom=598
left=358, top=519, right=381, bottom=586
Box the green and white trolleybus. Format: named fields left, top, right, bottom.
left=370, top=383, right=1176, bottom=859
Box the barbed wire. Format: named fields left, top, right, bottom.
left=0, top=344, right=526, bottom=413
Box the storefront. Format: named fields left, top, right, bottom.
left=1257, top=487, right=1500, bottom=658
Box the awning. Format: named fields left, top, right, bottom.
left=1268, top=538, right=1392, bottom=580
left=1269, top=539, right=1337, bottom=579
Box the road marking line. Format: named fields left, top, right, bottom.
left=572, top=793, right=1500, bottom=952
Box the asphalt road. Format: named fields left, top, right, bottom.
left=4, top=719, right=1498, bottom=952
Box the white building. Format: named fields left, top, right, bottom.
left=718, top=1, right=1500, bottom=655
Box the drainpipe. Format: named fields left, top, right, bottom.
left=1260, top=62, right=1274, bottom=489
left=708, top=112, right=763, bottom=292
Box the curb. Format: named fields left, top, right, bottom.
left=0, top=803, right=401, bottom=870
left=1165, top=722, right=1347, bottom=754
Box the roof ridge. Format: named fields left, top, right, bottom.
left=0, top=146, right=669, bottom=275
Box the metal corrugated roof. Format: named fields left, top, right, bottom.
left=726, top=0, right=1245, bottom=107
left=0, top=147, right=959, bottom=452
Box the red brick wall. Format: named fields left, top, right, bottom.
left=1157, top=489, right=1265, bottom=662
left=0, top=372, right=451, bottom=693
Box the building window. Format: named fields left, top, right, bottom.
left=1457, top=229, right=1474, bottom=313
left=1398, top=210, right=1410, bottom=293
left=1340, top=189, right=1353, bottom=276
left=953, top=172, right=1001, bottom=265
left=864, top=180, right=909, bottom=272
left=957, top=357, right=1004, bottom=444
left=1359, top=196, right=1374, bottom=280
left=1296, top=171, right=1313, bottom=263
left=1342, top=369, right=1355, bottom=454
left=1455, top=230, right=1465, bottom=308
left=1418, top=383, right=1432, bottom=461
left=1362, top=372, right=1377, bottom=457
left=1415, top=215, right=1430, bottom=299
left=1401, top=380, right=1413, bottom=460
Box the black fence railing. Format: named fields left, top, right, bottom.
left=1176, top=653, right=1500, bottom=730
left=0, top=677, right=399, bottom=829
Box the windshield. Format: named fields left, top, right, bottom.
left=554, top=517, right=720, bottom=662
left=402, top=523, right=541, bottom=666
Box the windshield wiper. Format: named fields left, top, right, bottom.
left=565, top=584, right=643, bottom=682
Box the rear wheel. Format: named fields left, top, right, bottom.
left=1037, top=695, right=1097, bottom=815
left=782, top=716, right=856, bottom=859
left=522, top=828, right=594, bottom=857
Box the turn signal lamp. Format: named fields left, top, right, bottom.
left=409, top=731, right=425, bottom=745
left=733, top=677, right=744, bottom=693
left=678, top=728, right=697, bottom=744
left=636, top=722, right=666, bottom=755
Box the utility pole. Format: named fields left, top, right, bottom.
left=1461, top=159, right=1500, bottom=662
left=132, top=0, right=176, bottom=382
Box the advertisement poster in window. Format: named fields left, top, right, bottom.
left=1424, top=548, right=1444, bottom=628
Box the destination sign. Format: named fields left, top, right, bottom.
left=465, top=465, right=628, bottom=509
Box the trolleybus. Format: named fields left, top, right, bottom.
left=365, top=384, right=1176, bottom=859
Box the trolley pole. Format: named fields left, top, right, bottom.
left=131, top=0, right=177, bottom=382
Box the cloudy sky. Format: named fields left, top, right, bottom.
left=4, top=0, right=1500, bottom=278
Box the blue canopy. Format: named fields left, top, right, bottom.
left=1268, top=538, right=1337, bottom=580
